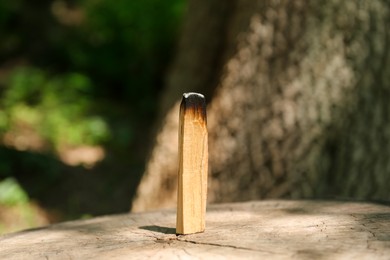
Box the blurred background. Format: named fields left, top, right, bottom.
left=131, top=0, right=390, bottom=213
left=0, top=0, right=185, bottom=234
left=1, top=0, right=390, bottom=235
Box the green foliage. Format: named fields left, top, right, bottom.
left=1, top=67, right=110, bottom=148
left=0, top=0, right=186, bottom=229
left=0, top=177, right=48, bottom=235
left=75, top=0, right=185, bottom=110
left=0, top=177, right=28, bottom=205
left=0, top=0, right=186, bottom=150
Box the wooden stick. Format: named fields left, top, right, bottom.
left=176, top=93, right=208, bottom=235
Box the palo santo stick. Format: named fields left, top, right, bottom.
left=176, top=92, right=208, bottom=235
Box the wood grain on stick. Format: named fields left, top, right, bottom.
left=177, top=93, right=208, bottom=235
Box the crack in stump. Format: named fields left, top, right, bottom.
left=176, top=236, right=276, bottom=254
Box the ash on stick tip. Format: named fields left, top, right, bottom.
left=181, top=92, right=206, bottom=122
left=183, top=92, right=204, bottom=99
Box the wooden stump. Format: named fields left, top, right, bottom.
left=1, top=200, right=389, bottom=259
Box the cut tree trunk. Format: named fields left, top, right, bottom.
left=1, top=200, right=389, bottom=259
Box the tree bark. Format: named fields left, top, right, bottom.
left=1, top=200, right=389, bottom=259
left=132, top=0, right=390, bottom=212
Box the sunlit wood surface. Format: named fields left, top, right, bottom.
left=1, top=200, right=389, bottom=259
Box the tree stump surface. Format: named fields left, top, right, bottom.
left=1, top=200, right=389, bottom=259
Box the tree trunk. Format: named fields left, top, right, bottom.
left=132, top=0, right=390, bottom=212
left=1, top=200, right=390, bottom=259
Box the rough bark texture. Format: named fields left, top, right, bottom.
left=132, top=0, right=390, bottom=212
left=1, top=200, right=389, bottom=259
